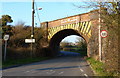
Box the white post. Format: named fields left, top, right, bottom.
left=98, top=2, right=102, bottom=61
left=4, top=40, right=7, bottom=61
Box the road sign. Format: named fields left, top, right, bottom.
left=4, top=35, right=9, bottom=41
left=25, top=39, right=35, bottom=43
left=3, top=34, right=9, bottom=61
left=100, top=30, right=108, bottom=38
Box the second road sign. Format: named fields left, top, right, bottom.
left=100, top=30, right=108, bottom=38
left=25, top=39, right=35, bottom=43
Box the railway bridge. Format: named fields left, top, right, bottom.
left=41, top=10, right=105, bottom=61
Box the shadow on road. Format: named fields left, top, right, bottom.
left=34, top=65, right=89, bottom=71
left=23, top=51, right=84, bottom=66
left=35, top=66, right=80, bottom=70
left=58, top=51, right=80, bottom=57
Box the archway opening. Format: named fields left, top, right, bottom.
left=60, top=35, right=87, bottom=57
left=49, top=29, right=87, bottom=57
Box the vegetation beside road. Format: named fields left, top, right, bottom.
left=2, top=57, right=50, bottom=68
left=60, top=39, right=119, bottom=76
left=86, top=57, right=119, bottom=77
left=1, top=15, right=51, bottom=68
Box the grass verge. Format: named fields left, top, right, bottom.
left=86, top=57, right=118, bottom=77
left=2, top=57, right=50, bottom=68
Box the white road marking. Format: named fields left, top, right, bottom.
left=50, top=70, right=53, bottom=71
left=79, top=65, right=84, bottom=72
left=80, top=69, right=84, bottom=72
left=59, top=71, right=64, bottom=75
left=24, top=69, right=38, bottom=74
left=24, top=70, right=32, bottom=73
left=26, top=71, right=30, bottom=72
left=46, top=72, right=50, bottom=74
left=47, top=70, right=56, bottom=74
left=84, top=74, right=88, bottom=77
left=51, top=71, right=55, bottom=73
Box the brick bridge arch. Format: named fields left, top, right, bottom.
left=41, top=10, right=101, bottom=59
left=49, top=29, right=88, bottom=56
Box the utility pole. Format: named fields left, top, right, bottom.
left=32, top=0, right=35, bottom=36
left=31, top=0, right=35, bottom=57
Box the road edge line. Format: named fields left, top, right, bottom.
left=86, top=60, right=97, bottom=76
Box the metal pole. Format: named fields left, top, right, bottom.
left=31, top=0, right=35, bottom=57
left=98, top=2, right=102, bottom=61
left=4, top=41, right=7, bottom=61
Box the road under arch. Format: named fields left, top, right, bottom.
left=49, top=29, right=87, bottom=56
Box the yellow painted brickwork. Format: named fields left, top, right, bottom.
left=48, top=21, right=91, bottom=40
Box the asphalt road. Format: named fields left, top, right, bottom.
left=2, top=51, right=94, bottom=77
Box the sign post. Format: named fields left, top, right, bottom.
left=25, top=38, right=35, bottom=58
left=3, top=35, right=9, bottom=61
